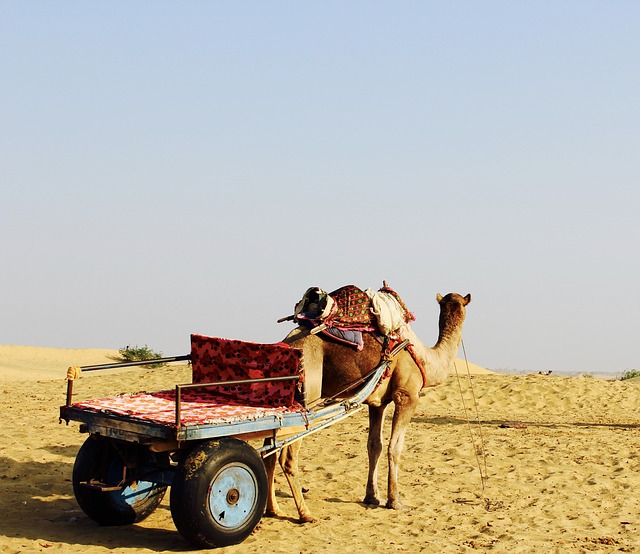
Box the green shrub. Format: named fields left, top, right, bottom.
left=118, top=344, right=166, bottom=368
left=619, top=369, right=640, bottom=381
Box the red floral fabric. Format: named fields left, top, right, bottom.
left=190, top=334, right=303, bottom=408
left=72, top=389, right=301, bottom=426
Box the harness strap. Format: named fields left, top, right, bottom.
left=320, top=339, right=411, bottom=405
left=406, top=344, right=428, bottom=389
left=382, top=337, right=428, bottom=390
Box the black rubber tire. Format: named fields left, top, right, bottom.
left=72, top=436, right=167, bottom=525
left=170, top=438, right=268, bottom=548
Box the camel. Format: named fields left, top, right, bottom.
left=264, top=291, right=471, bottom=522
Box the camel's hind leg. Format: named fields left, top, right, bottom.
left=276, top=441, right=315, bottom=523
left=364, top=404, right=386, bottom=505
left=386, top=389, right=419, bottom=509
left=263, top=446, right=283, bottom=518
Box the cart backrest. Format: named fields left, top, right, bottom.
left=190, top=334, right=305, bottom=409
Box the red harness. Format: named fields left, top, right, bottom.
left=386, top=338, right=428, bottom=390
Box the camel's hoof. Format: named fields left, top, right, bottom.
left=264, top=506, right=285, bottom=518
left=385, top=499, right=404, bottom=510
left=298, top=514, right=316, bottom=524
left=363, top=495, right=381, bottom=506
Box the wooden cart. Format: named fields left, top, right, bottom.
left=60, top=334, right=406, bottom=548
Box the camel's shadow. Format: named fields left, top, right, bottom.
left=324, top=496, right=390, bottom=512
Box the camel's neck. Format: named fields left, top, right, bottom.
left=434, top=308, right=466, bottom=354
left=402, top=313, right=465, bottom=387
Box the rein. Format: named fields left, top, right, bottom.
left=454, top=339, right=489, bottom=501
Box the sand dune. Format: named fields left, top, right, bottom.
left=0, top=345, right=120, bottom=381
left=1, top=345, right=639, bottom=553
left=0, top=344, right=490, bottom=381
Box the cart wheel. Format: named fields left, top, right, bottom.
left=72, top=436, right=167, bottom=525
left=170, top=438, right=267, bottom=548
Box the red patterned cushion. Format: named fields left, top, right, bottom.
left=73, top=390, right=300, bottom=426
left=190, top=335, right=303, bottom=408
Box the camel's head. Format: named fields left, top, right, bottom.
left=436, top=293, right=471, bottom=326
left=436, top=292, right=471, bottom=306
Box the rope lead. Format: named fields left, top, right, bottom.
left=454, top=340, right=489, bottom=500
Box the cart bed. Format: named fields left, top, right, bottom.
left=61, top=334, right=392, bottom=446
left=70, top=388, right=304, bottom=427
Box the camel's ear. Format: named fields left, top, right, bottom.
left=463, top=294, right=471, bottom=305
left=436, top=293, right=443, bottom=303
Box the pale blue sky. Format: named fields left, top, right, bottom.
left=2, top=1, right=639, bottom=373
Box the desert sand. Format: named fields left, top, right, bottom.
left=1, top=344, right=639, bottom=553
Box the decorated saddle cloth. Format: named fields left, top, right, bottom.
left=293, top=284, right=415, bottom=350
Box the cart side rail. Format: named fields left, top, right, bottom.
left=174, top=375, right=300, bottom=426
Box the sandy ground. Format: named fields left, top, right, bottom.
left=1, top=345, right=639, bottom=553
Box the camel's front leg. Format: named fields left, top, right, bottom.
left=386, top=389, right=419, bottom=510
left=279, top=441, right=316, bottom=523
left=364, top=404, right=386, bottom=505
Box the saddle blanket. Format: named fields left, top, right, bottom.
left=323, top=326, right=365, bottom=349
left=294, top=284, right=414, bottom=335
left=288, top=283, right=428, bottom=388
left=291, top=283, right=415, bottom=350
